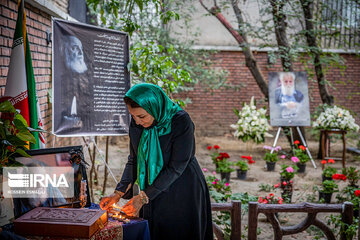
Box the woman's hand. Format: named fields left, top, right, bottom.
left=121, top=191, right=148, bottom=217
left=99, top=192, right=122, bottom=210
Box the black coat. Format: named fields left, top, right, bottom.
left=116, top=110, right=213, bottom=240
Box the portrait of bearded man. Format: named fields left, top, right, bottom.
left=275, top=72, right=304, bottom=119
left=55, top=34, right=93, bottom=134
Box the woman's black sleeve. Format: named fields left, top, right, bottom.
left=144, top=112, right=194, bottom=200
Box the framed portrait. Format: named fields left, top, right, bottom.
left=10, top=146, right=91, bottom=218
left=268, top=72, right=311, bottom=126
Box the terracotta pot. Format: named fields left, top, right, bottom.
left=236, top=169, right=247, bottom=180
left=266, top=162, right=276, bottom=171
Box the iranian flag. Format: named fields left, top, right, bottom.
left=5, top=0, right=45, bottom=149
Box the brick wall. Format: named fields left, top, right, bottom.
left=1, top=0, right=359, bottom=141
left=179, top=51, right=360, bottom=136
left=0, top=0, right=80, bottom=147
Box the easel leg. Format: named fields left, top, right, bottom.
left=290, top=128, right=295, bottom=156
left=296, top=127, right=317, bottom=169
left=271, top=127, right=282, bottom=154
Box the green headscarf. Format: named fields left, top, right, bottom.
left=125, top=83, right=182, bottom=190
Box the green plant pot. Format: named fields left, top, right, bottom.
left=236, top=169, right=247, bottom=180
left=319, top=191, right=332, bottom=203
left=220, top=172, right=231, bottom=182
left=296, top=163, right=306, bottom=173
left=266, top=162, right=276, bottom=171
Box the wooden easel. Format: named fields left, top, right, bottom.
left=271, top=126, right=317, bottom=169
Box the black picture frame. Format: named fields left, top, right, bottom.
left=12, top=146, right=91, bottom=217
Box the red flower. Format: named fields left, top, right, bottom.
left=294, top=140, right=300, bottom=145
left=333, top=173, right=347, bottom=181
left=328, top=159, right=335, bottom=164
left=248, top=159, right=255, bottom=164
left=321, top=160, right=327, bottom=165
left=220, top=152, right=230, bottom=159
left=258, top=197, right=263, bottom=203
left=214, top=145, right=220, bottom=150
left=355, top=190, right=360, bottom=197
left=263, top=199, right=268, bottom=204
left=282, top=181, right=287, bottom=186
left=274, top=183, right=280, bottom=188
left=299, top=145, right=306, bottom=151
left=207, top=146, right=212, bottom=150
left=241, top=155, right=247, bottom=159
left=269, top=193, right=274, bottom=197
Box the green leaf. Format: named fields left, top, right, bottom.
left=0, top=101, right=16, bottom=113
left=15, top=148, right=31, bottom=158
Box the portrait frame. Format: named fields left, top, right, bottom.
left=10, top=146, right=91, bottom=218
left=268, top=71, right=311, bottom=126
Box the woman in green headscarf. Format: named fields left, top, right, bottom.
left=100, top=83, right=213, bottom=240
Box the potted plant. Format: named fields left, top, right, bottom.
left=342, top=167, right=359, bottom=187
left=335, top=186, right=360, bottom=219
left=0, top=100, right=36, bottom=170
left=207, top=144, right=221, bottom=170
left=278, top=164, right=298, bottom=203
left=292, top=140, right=310, bottom=173
left=234, top=155, right=255, bottom=180
left=216, top=159, right=234, bottom=182
left=316, top=180, right=339, bottom=203
left=258, top=193, right=283, bottom=221
left=321, top=159, right=337, bottom=181
left=263, top=145, right=281, bottom=171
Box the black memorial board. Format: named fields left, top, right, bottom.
left=52, top=19, right=130, bottom=136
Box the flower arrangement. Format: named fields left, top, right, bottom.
left=321, top=159, right=337, bottom=178
left=342, top=167, right=359, bottom=186
left=263, top=145, right=281, bottom=163
left=0, top=100, right=36, bottom=169
left=292, top=140, right=309, bottom=164
left=258, top=193, right=283, bottom=204
left=230, top=96, right=271, bottom=144
left=313, top=105, right=359, bottom=132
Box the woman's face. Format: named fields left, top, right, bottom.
left=127, top=105, right=155, bottom=128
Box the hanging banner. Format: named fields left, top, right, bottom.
left=52, top=19, right=130, bottom=136
left=269, top=72, right=311, bottom=126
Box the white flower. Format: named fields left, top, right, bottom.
left=313, top=105, right=359, bottom=132
left=231, top=96, right=270, bottom=144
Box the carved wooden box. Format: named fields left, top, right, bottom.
left=14, top=207, right=108, bottom=238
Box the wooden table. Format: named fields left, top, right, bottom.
left=320, top=129, right=347, bottom=168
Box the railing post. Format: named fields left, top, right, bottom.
left=230, top=201, right=241, bottom=240
left=248, top=202, right=258, bottom=240
left=341, top=201, right=353, bottom=240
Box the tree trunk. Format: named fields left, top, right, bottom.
left=299, top=0, right=334, bottom=105
left=198, top=0, right=269, bottom=98
left=269, top=0, right=293, bottom=72
left=300, top=0, right=334, bottom=158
